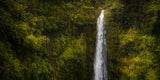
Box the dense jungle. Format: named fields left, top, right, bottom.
left=0, top=0, right=160, bottom=80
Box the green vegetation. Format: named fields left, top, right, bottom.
left=0, top=0, right=159, bottom=80
left=106, top=0, right=160, bottom=80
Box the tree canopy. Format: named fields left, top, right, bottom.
left=0, top=0, right=160, bottom=80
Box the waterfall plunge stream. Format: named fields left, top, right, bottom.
left=93, top=10, right=107, bottom=80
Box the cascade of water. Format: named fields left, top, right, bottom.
left=94, top=10, right=107, bottom=80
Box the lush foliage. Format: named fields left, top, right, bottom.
left=0, top=0, right=160, bottom=80
left=0, top=0, right=102, bottom=80
left=105, top=0, right=160, bottom=80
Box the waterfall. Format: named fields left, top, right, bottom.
left=94, top=10, right=107, bottom=80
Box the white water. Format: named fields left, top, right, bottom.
left=94, top=10, right=107, bottom=80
